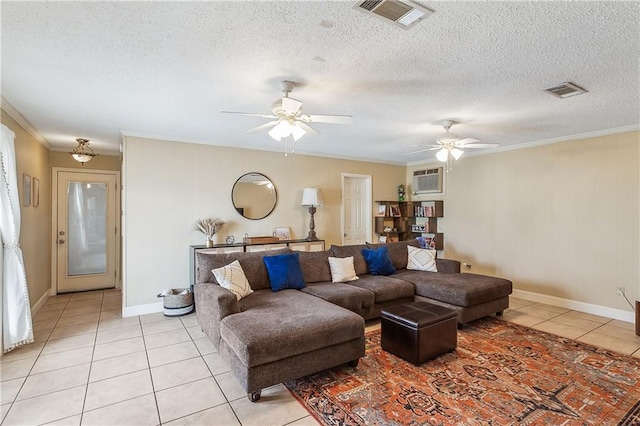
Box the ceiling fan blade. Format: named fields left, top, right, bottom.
left=245, top=121, right=279, bottom=134
left=463, top=143, right=500, bottom=149
left=222, top=111, right=277, bottom=119
left=405, top=146, right=440, bottom=155
left=281, top=98, right=303, bottom=115
left=455, top=138, right=481, bottom=146
left=295, top=121, right=320, bottom=136
left=299, top=114, right=353, bottom=124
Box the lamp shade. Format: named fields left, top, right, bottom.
left=301, top=188, right=324, bottom=206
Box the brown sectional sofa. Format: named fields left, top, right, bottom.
left=195, top=239, right=512, bottom=402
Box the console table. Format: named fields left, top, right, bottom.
left=189, top=239, right=325, bottom=288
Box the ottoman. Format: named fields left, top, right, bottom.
left=381, top=301, right=457, bottom=364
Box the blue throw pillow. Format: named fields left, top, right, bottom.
left=263, top=252, right=306, bottom=292
left=361, top=246, right=396, bottom=276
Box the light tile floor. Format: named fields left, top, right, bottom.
left=1, top=292, right=639, bottom=425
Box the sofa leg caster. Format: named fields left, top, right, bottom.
left=348, top=359, right=359, bottom=368
left=248, top=391, right=261, bottom=402
left=457, top=323, right=464, bottom=330
left=496, top=311, right=503, bottom=316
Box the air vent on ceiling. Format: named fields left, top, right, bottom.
left=544, top=82, right=588, bottom=99
left=354, top=0, right=434, bottom=29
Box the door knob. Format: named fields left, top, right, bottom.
left=59, top=239, right=65, bottom=244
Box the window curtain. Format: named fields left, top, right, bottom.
left=0, top=124, right=33, bottom=353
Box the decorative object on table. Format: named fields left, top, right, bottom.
left=196, top=217, right=225, bottom=247
left=225, top=235, right=235, bottom=245
left=301, top=187, right=324, bottom=241
left=397, top=184, right=405, bottom=202
left=285, top=318, right=640, bottom=425
left=22, top=174, right=31, bottom=206
left=242, top=236, right=280, bottom=244
left=32, top=177, right=39, bottom=207
left=70, top=138, right=98, bottom=164
left=273, top=227, right=291, bottom=240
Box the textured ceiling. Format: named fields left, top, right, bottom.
left=2, top=1, right=639, bottom=164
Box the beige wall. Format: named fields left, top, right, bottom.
left=50, top=151, right=121, bottom=171
left=1, top=110, right=52, bottom=308
left=123, top=136, right=405, bottom=307
left=407, top=131, right=640, bottom=314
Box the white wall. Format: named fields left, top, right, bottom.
left=122, top=136, right=406, bottom=309
left=408, top=131, right=639, bottom=317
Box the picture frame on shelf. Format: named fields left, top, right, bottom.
left=390, top=204, right=401, bottom=217
left=378, top=236, right=388, bottom=243
left=272, top=227, right=291, bottom=240
left=377, top=204, right=387, bottom=216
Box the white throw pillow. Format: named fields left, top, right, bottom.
left=212, top=260, right=254, bottom=300
left=407, top=245, right=438, bottom=272
left=328, top=256, right=359, bottom=283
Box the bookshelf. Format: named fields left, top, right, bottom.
left=374, top=200, right=444, bottom=250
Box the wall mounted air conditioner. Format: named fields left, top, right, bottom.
left=413, top=167, right=443, bottom=194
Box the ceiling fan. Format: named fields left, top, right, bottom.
left=222, top=81, right=353, bottom=145
left=408, top=120, right=499, bottom=168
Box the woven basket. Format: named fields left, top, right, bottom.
left=157, top=288, right=194, bottom=317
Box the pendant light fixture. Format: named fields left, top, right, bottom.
left=70, top=138, right=98, bottom=164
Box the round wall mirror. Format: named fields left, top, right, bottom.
left=231, top=172, right=277, bottom=220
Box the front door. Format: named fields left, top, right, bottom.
left=55, top=170, right=119, bottom=293
left=342, top=174, right=372, bottom=245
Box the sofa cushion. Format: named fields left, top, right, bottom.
left=330, top=244, right=369, bottom=276
left=263, top=252, right=306, bottom=292
left=196, top=248, right=290, bottom=290
left=297, top=250, right=332, bottom=283
left=361, top=246, right=396, bottom=276
left=223, top=290, right=364, bottom=367
left=346, top=275, right=415, bottom=303
left=396, top=271, right=513, bottom=307
left=328, top=256, right=359, bottom=283
left=407, top=246, right=438, bottom=272
left=301, top=282, right=375, bottom=311
left=212, top=260, right=254, bottom=300
left=367, top=239, right=420, bottom=270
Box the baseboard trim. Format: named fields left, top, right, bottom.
left=122, top=302, right=164, bottom=318
left=30, top=291, right=50, bottom=316
left=512, top=289, right=635, bottom=323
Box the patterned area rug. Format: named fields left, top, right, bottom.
left=285, top=318, right=640, bottom=425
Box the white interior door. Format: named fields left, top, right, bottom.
left=56, top=171, right=118, bottom=293
left=342, top=174, right=372, bottom=245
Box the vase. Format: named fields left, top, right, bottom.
left=206, top=238, right=214, bottom=248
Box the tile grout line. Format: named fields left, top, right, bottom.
left=140, top=314, right=164, bottom=425
left=78, top=290, right=105, bottom=425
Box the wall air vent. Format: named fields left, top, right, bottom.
left=354, top=0, right=434, bottom=29
left=544, top=82, right=588, bottom=99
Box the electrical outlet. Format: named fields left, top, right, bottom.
left=617, top=286, right=625, bottom=296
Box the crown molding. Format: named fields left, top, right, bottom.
left=1, top=97, right=51, bottom=150
left=407, top=124, right=640, bottom=167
